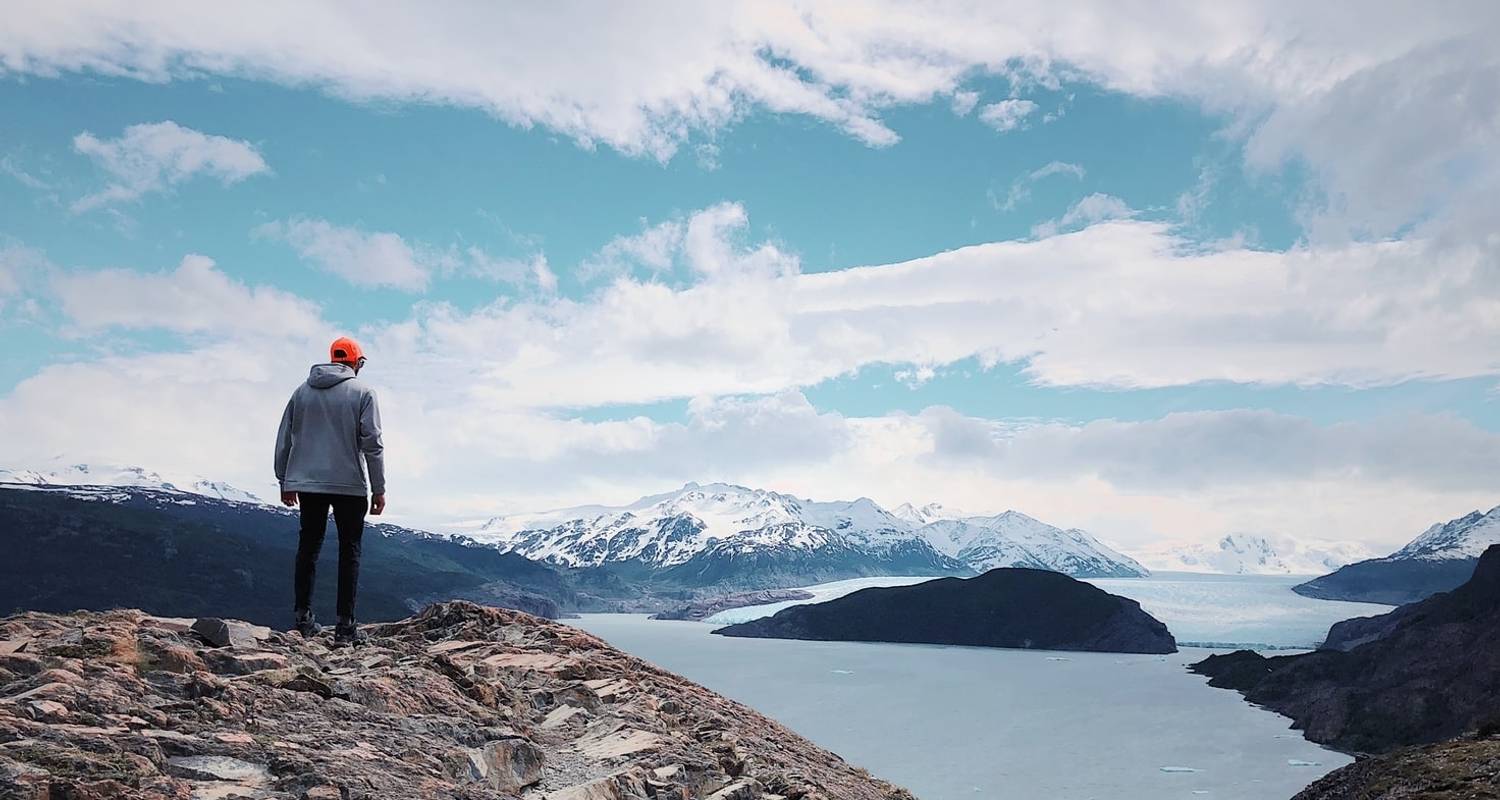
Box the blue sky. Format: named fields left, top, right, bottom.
left=1, top=3, right=1497, bottom=553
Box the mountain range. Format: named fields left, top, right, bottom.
left=0, top=479, right=655, bottom=627
left=0, top=462, right=265, bottom=504
left=1293, top=505, right=1500, bottom=604
left=472, top=482, right=1149, bottom=589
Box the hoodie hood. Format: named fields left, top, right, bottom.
left=307, top=362, right=357, bottom=389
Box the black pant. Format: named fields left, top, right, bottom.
left=294, top=492, right=367, bottom=623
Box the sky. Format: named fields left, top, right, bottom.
left=1, top=2, right=1498, bottom=553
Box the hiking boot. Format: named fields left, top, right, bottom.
left=333, top=621, right=368, bottom=647
left=293, top=610, right=322, bottom=637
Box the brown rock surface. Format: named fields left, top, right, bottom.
left=0, top=602, right=915, bottom=800
left=1292, top=735, right=1500, bottom=799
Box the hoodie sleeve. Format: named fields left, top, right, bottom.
left=274, top=394, right=295, bottom=489
left=359, top=388, right=386, bottom=495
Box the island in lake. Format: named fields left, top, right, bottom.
left=712, top=568, right=1177, bottom=654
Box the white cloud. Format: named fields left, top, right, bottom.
left=950, top=90, right=979, bottom=116
left=0, top=357, right=1492, bottom=552
left=581, top=217, right=686, bottom=280
left=354, top=210, right=1500, bottom=411
left=255, top=218, right=553, bottom=293
left=71, top=121, right=267, bottom=211
left=1030, top=192, right=1133, bottom=237
left=1, top=156, right=49, bottom=190
left=255, top=218, right=432, bottom=291
left=52, top=254, right=324, bottom=337
left=995, top=160, right=1085, bottom=211
left=977, top=99, right=1039, bottom=132
left=6, top=198, right=1500, bottom=546
left=917, top=407, right=1500, bottom=494
left=4, top=2, right=1493, bottom=240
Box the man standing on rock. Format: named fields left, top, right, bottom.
left=274, top=336, right=386, bottom=645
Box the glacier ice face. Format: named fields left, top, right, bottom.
left=473, top=482, right=1149, bottom=579
left=1141, top=532, right=1376, bottom=576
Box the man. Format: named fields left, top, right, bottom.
left=274, top=336, right=386, bottom=645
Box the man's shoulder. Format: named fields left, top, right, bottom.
left=344, top=377, right=378, bottom=400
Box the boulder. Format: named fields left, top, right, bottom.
left=190, top=618, right=269, bottom=649
left=707, top=779, right=764, bottom=800
left=550, top=767, right=652, bottom=800
left=461, top=738, right=545, bottom=792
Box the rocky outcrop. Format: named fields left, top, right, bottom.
left=1317, top=603, right=1418, bottom=652
left=0, top=601, right=914, bottom=799
left=1192, top=544, right=1500, bottom=754
left=713, top=569, right=1177, bottom=654
left=650, top=590, right=815, bottom=622
left=1292, top=556, right=1477, bottom=605
left=1291, top=734, right=1500, bottom=799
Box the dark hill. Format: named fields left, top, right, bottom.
left=0, top=484, right=634, bottom=628
left=1292, top=556, right=1478, bottom=605
left=712, top=568, right=1176, bottom=654
left=1192, top=543, right=1500, bottom=754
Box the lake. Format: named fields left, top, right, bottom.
left=570, top=573, right=1395, bottom=800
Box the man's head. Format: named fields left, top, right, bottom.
left=329, top=337, right=367, bottom=373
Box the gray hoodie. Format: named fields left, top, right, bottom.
left=274, top=363, right=385, bottom=496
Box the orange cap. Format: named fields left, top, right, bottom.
left=329, top=336, right=365, bottom=366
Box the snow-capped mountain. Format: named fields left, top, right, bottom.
left=0, top=462, right=264, bottom=504
left=1143, top=533, right=1377, bottom=576
left=1294, top=504, right=1500, bottom=605
left=919, top=510, right=1148, bottom=577
left=891, top=502, right=959, bottom=526
left=1390, top=506, right=1500, bottom=560
left=475, top=482, right=1149, bottom=586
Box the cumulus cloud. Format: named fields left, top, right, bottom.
left=6, top=197, right=1500, bottom=544
left=71, top=121, right=267, bottom=211
left=347, top=210, right=1498, bottom=411
left=977, top=99, right=1039, bottom=132
left=255, top=218, right=552, bottom=293
left=255, top=218, right=433, bottom=291
left=5, top=3, right=1496, bottom=239
left=51, top=254, right=324, bottom=337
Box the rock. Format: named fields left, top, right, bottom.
left=461, top=738, right=545, bottom=792
left=540, top=704, right=588, bottom=729
left=165, top=755, right=273, bottom=786
left=151, top=642, right=208, bottom=673
left=1292, top=735, right=1500, bottom=799
left=707, top=779, right=764, bottom=800
left=190, top=618, right=269, bottom=649
left=550, top=767, right=652, bottom=800
left=24, top=699, right=69, bottom=722
left=1194, top=543, right=1500, bottom=753
left=206, top=650, right=289, bottom=675
left=279, top=673, right=335, bottom=699
left=576, top=727, right=665, bottom=759
left=714, top=568, right=1178, bottom=654
left=0, top=601, right=914, bottom=800
left=0, top=639, right=29, bottom=656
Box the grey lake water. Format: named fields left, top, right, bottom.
left=570, top=573, right=1395, bottom=800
